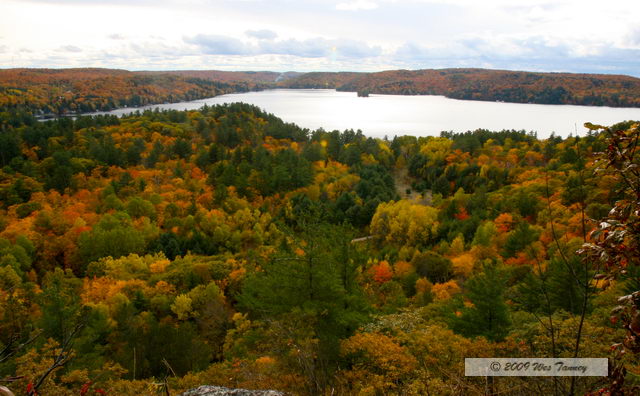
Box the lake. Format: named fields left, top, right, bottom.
left=92, top=89, right=640, bottom=138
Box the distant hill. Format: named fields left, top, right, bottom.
left=0, top=68, right=271, bottom=115
left=279, top=71, right=362, bottom=89
left=143, top=70, right=302, bottom=84
left=281, top=68, right=640, bottom=107
left=3, top=67, right=640, bottom=116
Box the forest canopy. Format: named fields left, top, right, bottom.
left=0, top=100, right=639, bottom=395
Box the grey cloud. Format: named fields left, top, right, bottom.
left=185, top=34, right=252, bottom=55
left=395, top=37, right=547, bottom=67
left=455, top=36, right=570, bottom=60
left=507, top=37, right=569, bottom=59
left=395, top=41, right=475, bottom=62
left=129, top=41, right=197, bottom=58
left=246, top=29, right=277, bottom=40
left=260, top=38, right=330, bottom=57
left=334, top=39, right=382, bottom=58
left=108, top=33, right=126, bottom=40
left=395, top=42, right=430, bottom=61
left=407, top=36, right=571, bottom=63
left=394, top=36, right=640, bottom=77
left=185, top=34, right=380, bottom=59
left=57, top=45, right=83, bottom=53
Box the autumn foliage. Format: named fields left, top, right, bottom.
left=282, top=68, right=640, bottom=107
left=0, top=95, right=637, bottom=395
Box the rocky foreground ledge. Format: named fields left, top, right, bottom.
left=179, top=385, right=285, bottom=396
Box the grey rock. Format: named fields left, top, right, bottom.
left=0, top=386, right=16, bottom=396
left=179, top=385, right=284, bottom=396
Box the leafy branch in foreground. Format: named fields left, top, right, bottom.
left=580, top=122, right=640, bottom=394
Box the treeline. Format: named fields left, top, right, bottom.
left=142, top=70, right=301, bottom=84
left=280, top=71, right=362, bottom=89
left=3, top=67, right=640, bottom=121
left=0, top=69, right=275, bottom=116
left=281, top=68, right=640, bottom=107
left=0, top=103, right=639, bottom=395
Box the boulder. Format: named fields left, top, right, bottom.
left=0, top=386, right=15, bottom=396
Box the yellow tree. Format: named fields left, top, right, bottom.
left=339, top=332, right=418, bottom=394
left=370, top=200, right=439, bottom=248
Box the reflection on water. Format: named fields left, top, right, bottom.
left=91, top=89, right=640, bottom=138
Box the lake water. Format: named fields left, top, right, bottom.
left=93, top=89, right=640, bottom=138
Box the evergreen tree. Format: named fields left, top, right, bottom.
left=238, top=222, right=369, bottom=391
left=547, top=255, right=592, bottom=314
left=452, top=264, right=511, bottom=341
left=39, top=268, right=83, bottom=342
left=412, top=251, right=453, bottom=284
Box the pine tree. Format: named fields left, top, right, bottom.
left=238, top=222, right=369, bottom=392
left=452, top=264, right=511, bottom=341
left=239, top=223, right=369, bottom=338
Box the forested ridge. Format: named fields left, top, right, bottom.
left=0, top=69, right=276, bottom=117
left=281, top=68, right=640, bottom=107
left=1, top=100, right=640, bottom=395
left=3, top=67, right=640, bottom=121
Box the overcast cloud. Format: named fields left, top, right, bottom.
left=1, top=0, right=639, bottom=75
left=185, top=33, right=381, bottom=59
left=245, top=29, right=278, bottom=41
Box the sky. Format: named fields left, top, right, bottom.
left=1, top=0, right=640, bottom=76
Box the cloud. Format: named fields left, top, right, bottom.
left=399, top=35, right=572, bottom=62
left=57, top=45, right=83, bottom=52
left=390, top=33, right=640, bottom=77
left=260, top=38, right=329, bottom=57
left=334, top=39, right=382, bottom=58
left=395, top=41, right=477, bottom=62
left=246, top=29, right=277, bottom=40
left=414, top=0, right=559, bottom=7
left=460, top=35, right=595, bottom=61
left=0, top=45, right=7, bottom=53
left=5, top=0, right=640, bottom=76
left=502, top=3, right=559, bottom=23
left=336, top=0, right=379, bottom=11
left=129, top=41, right=196, bottom=58
left=185, top=34, right=381, bottom=59
left=185, top=34, right=252, bottom=55
left=625, top=28, right=640, bottom=47
left=395, top=42, right=430, bottom=61
left=20, top=0, right=167, bottom=5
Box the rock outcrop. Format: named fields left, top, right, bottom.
left=179, top=385, right=284, bottom=396
left=0, top=386, right=15, bottom=396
